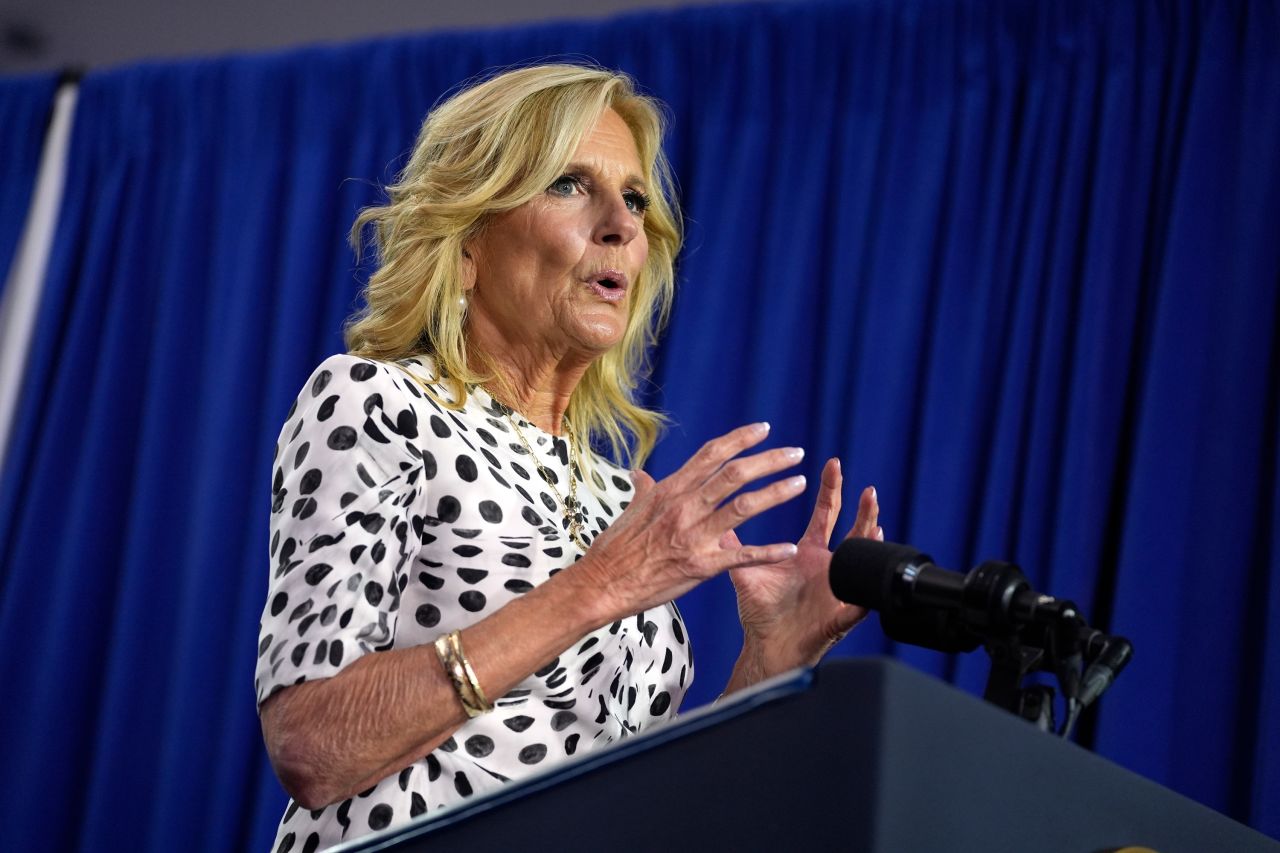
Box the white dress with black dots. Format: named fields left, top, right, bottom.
left=255, top=354, right=693, bottom=852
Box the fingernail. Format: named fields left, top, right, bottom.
left=756, top=421, right=771, bottom=434
left=782, top=543, right=798, bottom=557
left=787, top=475, right=806, bottom=490
left=870, top=486, right=877, bottom=500
left=784, top=447, right=804, bottom=460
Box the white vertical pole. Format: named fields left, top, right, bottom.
left=0, top=83, right=78, bottom=477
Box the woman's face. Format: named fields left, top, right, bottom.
left=464, top=107, right=651, bottom=361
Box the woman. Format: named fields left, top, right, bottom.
left=256, top=63, right=882, bottom=851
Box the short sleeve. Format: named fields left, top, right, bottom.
left=254, top=354, right=429, bottom=705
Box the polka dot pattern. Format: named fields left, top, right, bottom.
left=259, top=355, right=691, bottom=851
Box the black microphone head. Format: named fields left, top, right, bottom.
left=830, top=538, right=933, bottom=609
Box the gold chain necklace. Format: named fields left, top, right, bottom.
left=500, top=408, right=588, bottom=551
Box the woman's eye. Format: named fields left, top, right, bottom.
left=624, top=190, right=651, bottom=215
left=548, top=176, right=579, bottom=196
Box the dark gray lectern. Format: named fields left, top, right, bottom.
left=334, top=658, right=1278, bottom=852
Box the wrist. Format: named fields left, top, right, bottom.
left=722, top=634, right=792, bottom=697
left=740, top=626, right=820, bottom=675
left=535, top=550, right=622, bottom=636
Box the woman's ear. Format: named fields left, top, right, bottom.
left=460, top=246, right=477, bottom=292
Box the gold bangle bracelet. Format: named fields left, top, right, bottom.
left=434, top=633, right=481, bottom=717
left=448, top=629, right=492, bottom=711
left=434, top=631, right=492, bottom=717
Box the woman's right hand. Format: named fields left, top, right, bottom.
left=261, top=421, right=803, bottom=809
left=574, top=422, right=807, bottom=624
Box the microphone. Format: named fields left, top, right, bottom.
left=829, top=538, right=1080, bottom=652
left=1077, top=634, right=1133, bottom=708
left=830, top=538, right=1133, bottom=734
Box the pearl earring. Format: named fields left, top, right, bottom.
left=458, top=294, right=468, bottom=310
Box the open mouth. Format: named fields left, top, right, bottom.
left=584, top=270, right=628, bottom=302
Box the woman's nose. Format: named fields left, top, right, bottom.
left=593, top=195, right=640, bottom=246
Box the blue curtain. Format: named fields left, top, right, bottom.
left=1, top=1, right=1277, bottom=850
left=0, top=73, right=58, bottom=294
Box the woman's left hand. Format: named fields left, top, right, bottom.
left=724, top=458, right=882, bottom=688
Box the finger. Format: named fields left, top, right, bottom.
left=844, top=485, right=880, bottom=540
left=706, top=474, right=807, bottom=534
left=701, top=445, right=805, bottom=507
left=715, top=541, right=798, bottom=571
left=719, top=529, right=742, bottom=550
left=665, top=422, right=772, bottom=492
left=831, top=603, right=869, bottom=634
left=801, top=457, right=843, bottom=546
left=629, top=468, right=660, bottom=507
left=631, top=469, right=657, bottom=500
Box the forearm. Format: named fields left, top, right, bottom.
left=721, top=629, right=836, bottom=698
left=721, top=640, right=769, bottom=698
left=720, top=635, right=797, bottom=698
left=261, top=564, right=610, bottom=808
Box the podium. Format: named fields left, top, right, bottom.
left=335, top=658, right=1278, bottom=852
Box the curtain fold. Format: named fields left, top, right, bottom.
left=0, top=1, right=1277, bottom=849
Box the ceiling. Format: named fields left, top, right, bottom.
left=0, top=0, right=768, bottom=75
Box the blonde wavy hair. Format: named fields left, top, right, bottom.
left=346, top=63, right=682, bottom=467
